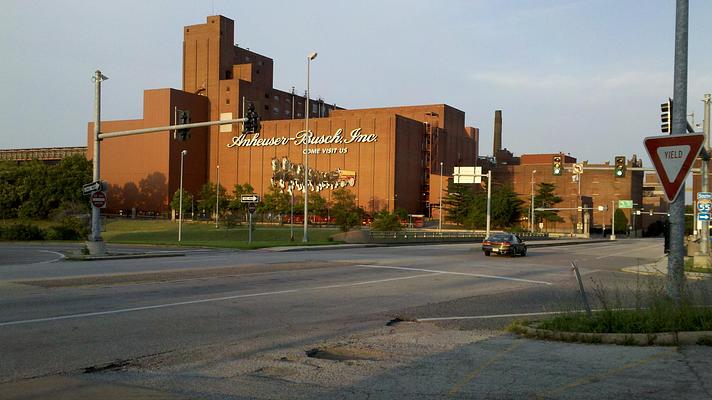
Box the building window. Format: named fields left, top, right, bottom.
left=226, top=98, right=230, bottom=104
left=285, top=110, right=291, bottom=116
left=264, top=105, right=270, bottom=111
left=273, top=95, right=279, bottom=101
left=225, top=70, right=232, bottom=79
left=297, top=113, right=303, bottom=117
left=273, top=107, right=279, bottom=115
left=226, top=86, right=230, bottom=92
left=265, top=92, right=270, bottom=99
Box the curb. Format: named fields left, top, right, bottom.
left=512, top=324, right=712, bottom=346
left=65, top=251, right=186, bottom=261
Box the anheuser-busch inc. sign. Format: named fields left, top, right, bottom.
left=227, top=128, right=378, bottom=155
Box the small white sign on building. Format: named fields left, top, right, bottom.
left=220, top=113, right=233, bottom=133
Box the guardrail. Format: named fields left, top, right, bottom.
left=368, top=230, right=549, bottom=243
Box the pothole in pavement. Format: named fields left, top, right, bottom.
left=305, top=346, right=388, bottom=361
left=83, top=359, right=131, bottom=374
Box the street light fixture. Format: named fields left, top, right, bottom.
left=439, top=162, right=443, bottom=231
left=179, top=149, right=188, bottom=242
left=530, top=170, right=537, bottom=233
left=303, top=51, right=317, bottom=243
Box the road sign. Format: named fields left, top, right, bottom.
left=618, top=200, right=633, bottom=209
left=453, top=166, right=481, bottom=184
left=247, top=202, right=257, bottom=214
left=241, top=194, right=260, bottom=203
left=698, top=192, right=712, bottom=213
left=644, top=133, right=705, bottom=202
left=90, top=191, right=107, bottom=208
left=699, top=213, right=711, bottom=221
left=82, top=180, right=102, bottom=195
left=572, top=163, right=583, bottom=174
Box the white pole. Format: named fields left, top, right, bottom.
left=439, top=162, right=443, bottom=231
left=610, top=200, right=616, bottom=240
left=216, top=164, right=220, bottom=228
left=486, top=170, right=492, bottom=238
left=304, top=52, right=317, bottom=243
left=179, top=150, right=187, bottom=242
left=530, top=170, right=536, bottom=233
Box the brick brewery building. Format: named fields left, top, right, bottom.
left=88, top=15, right=479, bottom=216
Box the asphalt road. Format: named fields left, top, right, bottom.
left=4, top=238, right=708, bottom=399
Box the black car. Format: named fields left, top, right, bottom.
left=482, top=233, right=527, bottom=257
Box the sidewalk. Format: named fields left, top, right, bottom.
left=621, top=255, right=711, bottom=280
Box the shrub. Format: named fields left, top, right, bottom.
left=371, top=210, right=403, bottom=231
left=1, top=223, right=46, bottom=241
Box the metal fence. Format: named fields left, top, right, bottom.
left=368, top=230, right=549, bottom=243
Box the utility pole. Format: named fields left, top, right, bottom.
left=668, top=0, right=689, bottom=303
left=698, top=94, right=711, bottom=265
left=88, top=70, right=108, bottom=256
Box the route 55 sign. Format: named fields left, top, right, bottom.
left=698, top=192, right=712, bottom=212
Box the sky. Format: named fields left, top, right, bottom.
left=2, top=0, right=712, bottom=169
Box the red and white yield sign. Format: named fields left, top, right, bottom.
left=90, top=191, right=107, bottom=208
left=644, top=133, right=705, bottom=202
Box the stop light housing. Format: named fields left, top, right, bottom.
left=176, top=110, right=191, bottom=141
left=614, top=156, right=626, bottom=178
left=661, top=98, right=672, bottom=134
left=243, top=103, right=261, bottom=134
left=552, top=155, right=563, bottom=176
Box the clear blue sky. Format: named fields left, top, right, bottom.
left=2, top=0, right=711, bottom=168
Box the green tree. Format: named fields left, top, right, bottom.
left=490, top=185, right=523, bottom=228
left=170, top=189, right=193, bottom=217
left=197, top=183, right=229, bottom=218
left=331, top=188, right=363, bottom=231
left=394, top=207, right=408, bottom=221
left=371, top=209, right=403, bottom=231
left=614, top=208, right=629, bottom=234
left=533, top=182, right=563, bottom=226
left=228, top=183, right=255, bottom=217
left=309, top=192, right=329, bottom=218
left=443, top=184, right=476, bottom=226
left=260, top=186, right=291, bottom=221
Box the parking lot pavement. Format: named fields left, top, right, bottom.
left=12, top=321, right=709, bottom=400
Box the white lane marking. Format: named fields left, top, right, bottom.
left=0, top=272, right=440, bottom=327
left=37, top=250, right=66, bottom=263
left=594, top=243, right=662, bottom=259
left=354, top=264, right=552, bottom=285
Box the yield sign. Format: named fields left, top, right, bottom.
left=644, top=133, right=705, bottom=202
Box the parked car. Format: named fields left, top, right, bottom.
left=482, top=232, right=527, bottom=257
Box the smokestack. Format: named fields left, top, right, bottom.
left=493, top=110, right=502, bottom=157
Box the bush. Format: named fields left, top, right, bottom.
left=0, top=223, right=46, bottom=241
left=370, top=210, right=403, bottom=231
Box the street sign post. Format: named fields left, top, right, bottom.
left=247, top=202, right=257, bottom=244
left=644, top=133, right=705, bottom=202
left=90, top=191, right=107, bottom=208
left=241, top=194, right=260, bottom=203
left=618, top=200, right=633, bottom=209
left=82, top=180, right=102, bottom=195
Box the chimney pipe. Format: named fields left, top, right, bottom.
left=493, top=110, right=502, bottom=158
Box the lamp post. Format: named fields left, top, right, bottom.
left=179, top=150, right=188, bottom=242
left=303, top=51, right=317, bottom=243
left=530, top=170, right=537, bottom=233
left=88, top=70, right=108, bottom=255
left=215, top=164, right=220, bottom=228
left=439, top=162, right=443, bottom=231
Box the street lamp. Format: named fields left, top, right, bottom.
left=303, top=51, right=317, bottom=243
left=530, top=170, right=537, bottom=233
left=178, top=150, right=188, bottom=242
left=439, top=162, right=443, bottom=231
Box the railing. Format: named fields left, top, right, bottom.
left=368, top=230, right=549, bottom=243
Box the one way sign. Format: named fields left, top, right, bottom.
left=644, top=133, right=705, bottom=202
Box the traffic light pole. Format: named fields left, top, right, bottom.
left=88, top=71, right=248, bottom=255
left=88, top=70, right=108, bottom=256
left=668, top=0, right=689, bottom=303
left=699, top=94, right=711, bottom=263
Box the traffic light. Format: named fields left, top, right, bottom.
left=552, top=155, right=563, bottom=176
left=614, top=156, right=626, bottom=178
left=243, top=103, right=261, bottom=134
left=661, top=98, right=672, bottom=134
left=176, top=110, right=191, bottom=141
